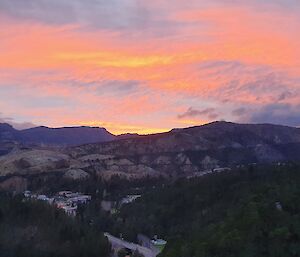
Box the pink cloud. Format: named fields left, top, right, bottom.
left=0, top=1, right=299, bottom=132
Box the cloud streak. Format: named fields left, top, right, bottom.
left=0, top=113, right=36, bottom=130
left=178, top=107, right=218, bottom=120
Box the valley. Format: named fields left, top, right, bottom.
left=2, top=0, right=299, bottom=256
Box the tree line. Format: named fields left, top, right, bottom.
left=106, top=164, right=300, bottom=257
left=0, top=193, right=111, bottom=257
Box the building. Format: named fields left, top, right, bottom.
left=137, top=234, right=152, bottom=248
left=151, top=236, right=167, bottom=251
left=37, top=195, right=48, bottom=201
left=58, top=191, right=73, bottom=197
left=62, top=205, right=77, bottom=217
left=68, top=195, right=91, bottom=205
left=23, top=190, right=91, bottom=217
left=212, top=167, right=231, bottom=173
left=120, top=195, right=141, bottom=205
left=24, top=190, right=31, bottom=198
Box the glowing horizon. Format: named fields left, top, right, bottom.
left=0, top=0, right=299, bottom=134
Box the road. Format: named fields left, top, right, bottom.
left=104, top=233, right=160, bottom=257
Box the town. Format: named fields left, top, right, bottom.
left=23, top=190, right=92, bottom=216
left=23, top=189, right=167, bottom=257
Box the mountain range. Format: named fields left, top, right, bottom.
left=1, top=121, right=300, bottom=191
left=67, top=121, right=300, bottom=178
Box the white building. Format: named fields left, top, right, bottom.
left=24, top=190, right=31, bottom=198
left=120, top=195, right=141, bottom=205
left=62, top=205, right=77, bottom=217
left=68, top=195, right=92, bottom=204
left=37, top=195, right=48, bottom=201
left=58, top=191, right=73, bottom=197
left=23, top=190, right=91, bottom=217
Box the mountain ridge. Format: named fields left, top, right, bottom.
left=1, top=121, right=300, bottom=184
left=71, top=121, right=300, bottom=150
left=0, top=123, right=116, bottom=148
left=62, top=121, right=300, bottom=180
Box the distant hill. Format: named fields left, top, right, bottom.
left=0, top=123, right=19, bottom=142
left=0, top=123, right=116, bottom=148
left=20, top=126, right=115, bottom=146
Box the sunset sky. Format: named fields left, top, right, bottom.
left=0, top=0, right=299, bottom=134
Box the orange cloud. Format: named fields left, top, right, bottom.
left=0, top=2, right=300, bottom=132
left=75, top=121, right=170, bottom=135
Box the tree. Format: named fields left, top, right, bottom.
left=118, top=248, right=129, bottom=257
left=133, top=250, right=144, bottom=257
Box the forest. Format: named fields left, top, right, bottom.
left=1, top=164, right=300, bottom=257
left=0, top=194, right=111, bottom=257
left=106, top=164, right=300, bottom=257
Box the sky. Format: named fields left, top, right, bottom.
left=0, top=0, right=299, bottom=134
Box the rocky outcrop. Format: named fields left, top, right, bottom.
left=63, top=169, right=90, bottom=180
left=0, top=149, right=70, bottom=176
left=79, top=154, right=114, bottom=162
left=201, top=156, right=219, bottom=170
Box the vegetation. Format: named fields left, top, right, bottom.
left=0, top=194, right=111, bottom=257
left=28, top=172, right=164, bottom=200
left=108, top=164, right=300, bottom=257
left=1, top=163, right=300, bottom=257
left=117, top=248, right=144, bottom=257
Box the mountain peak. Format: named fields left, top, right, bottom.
left=0, top=123, right=14, bottom=130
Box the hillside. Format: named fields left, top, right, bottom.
left=71, top=121, right=300, bottom=156
left=1, top=121, right=300, bottom=191
left=68, top=121, right=300, bottom=178
left=109, top=164, right=300, bottom=257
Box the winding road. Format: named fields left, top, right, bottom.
left=104, top=233, right=160, bottom=257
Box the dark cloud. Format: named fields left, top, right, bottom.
left=249, top=104, right=300, bottom=127
left=232, top=107, right=247, bottom=117
left=0, top=0, right=161, bottom=31
left=277, top=91, right=293, bottom=101
left=178, top=107, right=218, bottom=120
left=94, top=80, right=143, bottom=97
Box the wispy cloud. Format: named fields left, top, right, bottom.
left=178, top=107, right=218, bottom=120
left=0, top=112, right=36, bottom=130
